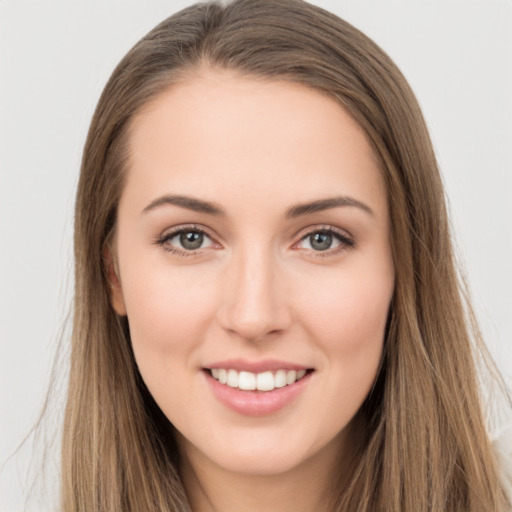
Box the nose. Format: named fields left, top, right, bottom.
left=217, top=248, right=292, bottom=343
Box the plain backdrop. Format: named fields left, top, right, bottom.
left=1, top=1, right=511, bottom=510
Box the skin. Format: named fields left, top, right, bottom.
left=110, top=68, right=395, bottom=511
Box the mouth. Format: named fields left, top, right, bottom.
left=205, top=367, right=314, bottom=392
left=202, top=359, right=315, bottom=415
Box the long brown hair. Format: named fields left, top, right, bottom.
left=65, top=0, right=511, bottom=510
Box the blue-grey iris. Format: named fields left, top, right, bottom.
left=180, top=231, right=203, bottom=250
left=310, top=232, right=332, bottom=251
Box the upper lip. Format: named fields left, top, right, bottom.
left=204, top=359, right=312, bottom=373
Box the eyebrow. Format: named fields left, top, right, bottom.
left=285, top=196, right=374, bottom=218
left=141, top=194, right=374, bottom=218
left=142, top=195, right=225, bottom=216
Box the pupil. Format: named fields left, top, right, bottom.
left=310, top=232, right=332, bottom=251
left=180, top=231, right=203, bottom=250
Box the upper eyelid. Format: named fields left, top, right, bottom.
left=294, top=224, right=353, bottom=241
left=155, top=223, right=353, bottom=249
left=160, top=224, right=216, bottom=240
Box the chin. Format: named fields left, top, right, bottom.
left=178, top=422, right=346, bottom=480
left=217, top=449, right=309, bottom=476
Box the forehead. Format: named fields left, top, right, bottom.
left=123, top=69, right=386, bottom=219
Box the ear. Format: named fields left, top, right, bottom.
left=103, top=244, right=127, bottom=316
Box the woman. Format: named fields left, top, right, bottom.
left=63, top=0, right=511, bottom=510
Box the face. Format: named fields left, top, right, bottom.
left=111, top=69, right=394, bottom=479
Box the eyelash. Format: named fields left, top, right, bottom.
left=294, top=226, right=355, bottom=257
left=153, top=224, right=215, bottom=258
left=153, top=224, right=355, bottom=258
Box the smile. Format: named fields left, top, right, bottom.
left=209, top=368, right=308, bottom=392
left=203, top=360, right=315, bottom=416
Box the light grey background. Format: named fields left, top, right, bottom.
left=1, top=1, right=511, bottom=510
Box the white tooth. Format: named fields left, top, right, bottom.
left=256, top=371, right=275, bottom=391
left=227, top=369, right=239, bottom=388
left=275, top=369, right=287, bottom=388
left=218, top=368, right=227, bottom=384
left=296, top=369, right=306, bottom=380
left=286, top=370, right=297, bottom=385
left=238, top=371, right=256, bottom=390
left=211, top=368, right=219, bottom=379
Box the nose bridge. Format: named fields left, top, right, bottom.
left=219, top=242, right=289, bottom=341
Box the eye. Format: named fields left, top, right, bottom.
left=302, top=232, right=336, bottom=251
left=174, top=230, right=209, bottom=250
left=296, top=228, right=354, bottom=254
left=155, top=226, right=215, bottom=254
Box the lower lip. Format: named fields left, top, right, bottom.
left=204, top=370, right=312, bottom=417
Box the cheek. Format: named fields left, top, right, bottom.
left=120, top=266, right=222, bottom=423
left=119, top=260, right=218, bottom=371
left=295, top=258, right=392, bottom=392
left=297, top=261, right=392, bottom=346
left=299, top=267, right=391, bottom=426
